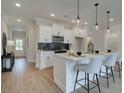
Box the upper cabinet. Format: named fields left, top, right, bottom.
left=52, top=25, right=64, bottom=36
left=73, top=27, right=87, bottom=38
left=64, top=29, right=72, bottom=43
left=38, top=26, right=52, bottom=43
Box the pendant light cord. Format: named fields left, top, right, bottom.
left=77, top=0, right=80, bottom=19
left=96, top=5, right=97, bottom=25
left=95, top=3, right=99, bottom=25
left=107, top=11, right=110, bottom=29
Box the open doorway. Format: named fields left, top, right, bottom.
left=12, top=31, right=26, bottom=58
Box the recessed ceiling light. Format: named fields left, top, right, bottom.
left=15, top=3, right=21, bottom=7
left=84, top=22, right=88, bottom=25
left=72, top=20, right=75, bottom=23
left=17, top=19, right=21, bottom=22
left=51, top=13, right=55, bottom=17
left=110, top=18, right=114, bottom=22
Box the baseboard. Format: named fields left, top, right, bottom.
left=26, top=58, right=36, bottom=63
left=39, top=66, right=53, bottom=70
left=29, top=60, right=35, bottom=63
left=15, top=56, right=26, bottom=58
left=54, top=77, right=65, bottom=92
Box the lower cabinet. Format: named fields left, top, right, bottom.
left=36, top=51, right=54, bottom=70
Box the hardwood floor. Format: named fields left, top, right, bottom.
left=1, top=58, right=63, bottom=93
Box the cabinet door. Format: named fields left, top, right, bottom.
left=39, top=52, right=47, bottom=69
left=39, top=26, right=52, bottom=43
left=64, top=30, right=72, bottom=43
left=52, top=25, right=64, bottom=36
left=44, top=52, right=54, bottom=67
left=74, top=28, right=86, bottom=38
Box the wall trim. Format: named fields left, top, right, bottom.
left=39, top=66, right=53, bottom=70
left=27, top=58, right=36, bottom=63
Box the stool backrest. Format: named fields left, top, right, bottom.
left=76, top=58, right=90, bottom=65
left=85, top=55, right=105, bottom=74
left=103, top=53, right=118, bottom=67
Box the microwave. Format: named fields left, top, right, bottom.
left=52, top=35, right=64, bottom=42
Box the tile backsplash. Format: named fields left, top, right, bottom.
left=38, top=42, right=70, bottom=51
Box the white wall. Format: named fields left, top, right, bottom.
left=92, top=30, right=106, bottom=51
left=26, top=24, right=36, bottom=62
left=1, top=14, right=9, bottom=55
left=87, top=23, right=122, bottom=53
left=12, top=31, right=26, bottom=57
left=105, top=33, right=119, bottom=52
left=104, top=23, right=122, bottom=53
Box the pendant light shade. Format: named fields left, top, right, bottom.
left=94, top=3, right=99, bottom=30
left=107, top=11, right=110, bottom=32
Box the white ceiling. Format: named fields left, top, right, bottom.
left=2, top=0, right=122, bottom=31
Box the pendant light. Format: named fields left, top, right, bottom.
left=76, top=0, right=80, bottom=23
left=107, top=11, right=110, bottom=32
left=94, top=3, right=99, bottom=30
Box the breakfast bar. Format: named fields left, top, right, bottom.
left=52, top=53, right=109, bottom=93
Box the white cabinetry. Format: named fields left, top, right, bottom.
left=52, top=25, right=64, bottom=36
left=64, top=29, right=72, bottom=43
left=36, top=51, right=54, bottom=70
left=74, top=27, right=86, bottom=38
left=39, top=26, right=52, bottom=43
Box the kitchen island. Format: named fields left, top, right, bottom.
left=52, top=53, right=102, bottom=93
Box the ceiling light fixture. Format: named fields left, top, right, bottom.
left=17, top=19, right=21, bottom=22
left=94, top=3, right=99, bottom=30
left=15, top=3, right=21, bottom=7
left=107, top=11, right=110, bottom=32
left=76, top=0, right=80, bottom=23
left=51, top=13, right=55, bottom=17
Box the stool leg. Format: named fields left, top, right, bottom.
left=99, top=67, right=102, bottom=77
left=93, top=74, right=95, bottom=81
left=110, top=66, right=115, bottom=82
left=85, top=72, right=87, bottom=85
left=87, top=73, right=89, bottom=93
left=96, top=74, right=101, bottom=93
left=74, top=70, right=79, bottom=91
left=117, top=62, right=121, bottom=78
left=106, top=66, right=109, bottom=88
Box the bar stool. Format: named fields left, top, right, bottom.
left=114, top=53, right=122, bottom=78
left=100, top=53, right=118, bottom=87
left=74, top=55, right=105, bottom=93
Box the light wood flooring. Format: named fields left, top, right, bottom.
left=2, top=58, right=122, bottom=93
left=1, top=58, right=63, bottom=93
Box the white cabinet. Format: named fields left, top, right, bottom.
left=43, top=51, right=54, bottom=67
left=39, top=26, right=52, bottom=43
left=74, top=27, right=86, bottom=38
left=64, top=29, right=72, bottom=43
left=52, top=25, right=64, bottom=36
left=36, top=51, right=54, bottom=70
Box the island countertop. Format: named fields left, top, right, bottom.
left=54, top=52, right=109, bottom=62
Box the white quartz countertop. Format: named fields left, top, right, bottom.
left=54, top=52, right=112, bottom=62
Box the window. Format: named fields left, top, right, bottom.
left=15, top=39, right=23, bottom=50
